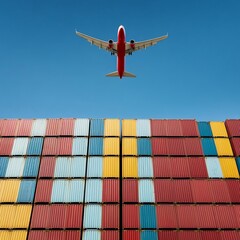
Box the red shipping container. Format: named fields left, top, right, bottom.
left=0, top=137, right=14, bottom=155
left=233, top=205, right=240, bottom=228
left=191, top=180, right=215, bottom=203
left=151, top=120, right=167, bottom=136
left=102, top=230, right=119, bottom=240
left=49, top=204, right=67, bottom=228
left=156, top=205, right=178, bottom=228
left=122, top=205, right=140, bottom=229
left=152, top=138, right=169, bottom=155
left=176, top=205, right=198, bottom=228
left=122, top=179, right=138, bottom=203
left=102, top=205, right=119, bottom=229
left=225, top=120, right=240, bottom=137
left=58, top=137, right=73, bottom=155
left=178, top=231, right=201, bottom=240
left=42, top=137, right=59, bottom=155
left=158, top=231, right=178, bottom=240
left=210, top=180, right=231, bottom=203
left=65, top=205, right=83, bottom=228
left=46, top=231, right=66, bottom=240
left=220, top=231, right=240, bottom=240
left=200, top=231, right=221, bottom=240
left=0, top=119, right=5, bottom=136
left=152, top=157, right=171, bottom=178
left=34, top=179, right=53, bottom=203
left=31, top=205, right=50, bottom=228
left=46, top=119, right=61, bottom=136
left=38, top=157, right=56, bottom=177
left=170, top=157, right=190, bottom=178
left=167, top=138, right=185, bottom=155
left=173, top=180, right=193, bottom=203
left=60, top=119, right=75, bottom=136
left=103, top=179, right=120, bottom=203
left=230, top=138, right=240, bottom=156
left=181, top=120, right=200, bottom=137
left=195, top=205, right=218, bottom=228
left=123, top=230, right=140, bottom=240
left=28, top=230, right=81, bottom=240
left=16, top=119, right=33, bottom=136
left=28, top=231, right=48, bottom=240
left=226, top=180, right=240, bottom=203
left=166, top=120, right=183, bottom=136
left=154, top=179, right=175, bottom=203
left=184, top=138, right=203, bottom=156
left=188, top=157, right=208, bottom=178
left=1, top=119, right=19, bottom=136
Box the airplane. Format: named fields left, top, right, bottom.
left=75, top=25, right=168, bottom=79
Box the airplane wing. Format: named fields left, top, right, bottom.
left=76, top=31, right=117, bottom=54
left=125, top=34, right=168, bottom=55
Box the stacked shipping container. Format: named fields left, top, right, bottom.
left=0, top=118, right=240, bottom=239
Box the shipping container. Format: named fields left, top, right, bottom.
left=102, top=204, right=119, bottom=229
left=158, top=231, right=178, bottom=240
left=122, top=179, right=138, bottom=203
left=122, top=157, right=138, bottom=178
left=122, top=138, right=137, bottom=156
left=178, top=231, right=202, bottom=240
left=214, top=138, right=233, bottom=156
left=90, top=119, right=104, bottom=136
left=141, top=230, right=158, bottom=240
left=11, top=137, right=29, bottom=155
left=28, top=230, right=81, bottom=240
left=210, top=121, right=228, bottom=137
left=219, top=157, right=239, bottom=178
left=1, top=119, right=19, bottom=136
left=0, top=230, right=27, bottom=240
left=233, top=205, right=240, bottom=228
left=16, top=119, right=33, bottom=136
left=0, top=179, right=20, bottom=203
left=122, top=205, right=140, bottom=228
left=195, top=205, right=218, bottom=228
left=138, top=157, right=153, bottom=178
left=166, top=120, right=183, bottom=136
left=60, top=119, right=74, bottom=136
left=173, top=179, right=193, bottom=202
left=154, top=179, right=175, bottom=203
left=220, top=231, right=240, bottom=240
left=72, top=137, right=88, bottom=155
left=0, top=120, right=4, bottom=136
left=176, top=205, right=198, bottom=228
left=17, top=180, right=36, bottom=203
left=152, top=157, right=171, bottom=178
left=151, top=138, right=168, bottom=155
left=230, top=138, right=240, bottom=156
left=156, top=205, right=178, bottom=228
left=205, top=157, right=223, bottom=178
left=188, top=157, right=208, bottom=178
left=201, top=138, right=218, bottom=156
left=82, top=230, right=100, bottom=240
left=103, top=157, right=119, bottom=178
left=180, top=119, right=199, bottom=137
left=236, top=157, right=240, bottom=173
left=45, top=119, right=61, bottom=136
left=34, top=179, right=53, bottom=203
left=184, top=138, right=204, bottom=156
left=5, top=157, right=25, bottom=177
left=138, top=180, right=155, bottom=203
left=136, top=119, right=151, bottom=137
left=122, top=230, right=140, bottom=240
left=102, top=179, right=119, bottom=203
left=27, top=137, right=44, bottom=155
left=151, top=120, right=167, bottom=136
left=89, top=137, right=103, bottom=155
left=83, top=204, right=102, bottom=228
left=170, top=157, right=191, bottom=178
left=74, top=118, right=90, bottom=136
left=210, top=180, right=231, bottom=202
left=42, top=137, right=59, bottom=155
left=103, top=138, right=120, bottom=155
left=22, top=157, right=40, bottom=177
left=226, top=180, right=240, bottom=203
left=104, top=119, right=120, bottom=137
left=0, top=138, right=14, bottom=155
left=31, top=119, right=47, bottom=136
left=38, top=157, right=56, bottom=178
left=167, top=138, right=185, bottom=155
left=0, top=157, right=9, bottom=177
left=122, top=119, right=136, bottom=137
left=101, top=230, right=120, bottom=240
left=58, top=137, right=73, bottom=155
left=87, top=157, right=103, bottom=178
left=140, top=205, right=157, bottom=229
left=85, top=179, right=102, bottom=203
left=137, top=138, right=152, bottom=156
left=225, top=119, right=240, bottom=137
left=197, top=122, right=213, bottom=137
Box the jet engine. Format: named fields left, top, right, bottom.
left=130, top=40, right=135, bottom=49
left=108, top=39, right=114, bottom=49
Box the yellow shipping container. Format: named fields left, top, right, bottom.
left=103, top=138, right=120, bottom=155
left=210, top=122, right=228, bottom=137
left=122, top=119, right=136, bottom=136
left=122, top=157, right=138, bottom=178
left=0, top=180, right=20, bottom=203
left=0, top=231, right=27, bottom=240
left=0, top=205, right=32, bottom=228
left=103, top=157, right=119, bottom=177
left=122, top=138, right=137, bottom=156
left=219, top=157, right=240, bottom=178
left=214, top=138, right=233, bottom=156
left=104, top=119, right=120, bottom=137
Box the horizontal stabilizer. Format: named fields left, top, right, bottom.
left=106, top=71, right=119, bottom=77
left=123, top=71, right=136, bottom=78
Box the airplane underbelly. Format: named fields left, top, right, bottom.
left=117, top=43, right=125, bottom=77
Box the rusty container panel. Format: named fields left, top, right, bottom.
left=16, top=119, right=33, bottom=136
left=34, top=179, right=53, bottom=203
left=122, top=179, right=138, bottom=203
left=152, top=157, right=171, bottom=178
left=184, top=138, right=204, bottom=156
left=101, top=230, right=119, bottom=240
left=195, top=205, right=218, bottom=228
left=42, top=137, right=59, bottom=155
left=173, top=179, right=193, bottom=203
left=102, top=204, right=119, bottom=229
left=170, top=157, right=191, bottom=178
left=166, top=120, right=183, bottom=136
left=123, top=230, right=140, bottom=240
left=0, top=138, right=14, bottom=155
left=156, top=205, right=178, bottom=228
left=1, top=119, right=19, bottom=136
left=152, top=138, right=168, bottom=155
left=151, top=119, right=167, bottom=136
left=30, top=205, right=50, bottom=228
left=58, top=137, right=73, bottom=155
left=122, top=205, right=140, bottom=228
left=38, top=157, right=56, bottom=178
left=102, top=179, right=120, bottom=203
left=176, top=205, right=198, bottom=228
left=60, top=119, right=74, bottom=136
left=45, top=119, right=61, bottom=136
left=210, top=180, right=231, bottom=203
left=180, top=120, right=199, bottom=137
left=154, top=179, right=175, bottom=203
left=230, top=138, right=240, bottom=156
left=188, top=157, right=208, bottom=178
left=225, top=119, right=240, bottom=137
left=226, top=180, right=240, bottom=203
left=167, top=138, right=185, bottom=155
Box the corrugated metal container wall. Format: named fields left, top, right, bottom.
left=214, top=138, right=233, bottom=156
left=103, top=157, right=119, bottom=178
left=83, top=230, right=101, bottom=240
left=123, top=205, right=140, bottom=228
left=0, top=138, right=14, bottom=155
left=154, top=179, right=175, bottom=203
left=122, top=138, right=137, bottom=156
left=51, top=180, right=66, bottom=202
left=28, top=230, right=81, bottom=240
left=38, top=157, right=56, bottom=178
left=60, top=118, right=74, bottom=136
left=122, top=119, right=136, bottom=137
left=89, top=137, right=103, bottom=155
left=0, top=231, right=27, bottom=240
left=156, top=205, right=178, bottom=228
left=0, top=157, right=8, bottom=177
left=170, top=157, right=191, bottom=178
left=122, top=179, right=139, bottom=203
left=201, top=138, right=218, bottom=156
left=5, top=157, right=25, bottom=177
left=165, top=120, right=183, bottom=136
left=27, top=137, right=43, bottom=155
left=102, top=204, right=119, bottom=229
left=158, top=231, right=178, bottom=240
left=17, top=180, right=36, bottom=203
left=42, top=137, right=59, bottom=155
left=180, top=119, right=199, bottom=136
left=136, top=119, right=151, bottom=137
left=0, top=179, right=20, bottom=203
left=218, top=157, right=239, bottom=178
left=167, top=138, right=185, bottom=155
left=102, top=179, right=119, bottom=203
left=151, top=138, right=168, bottom=155
left=22, top=157, right=40, bottom=177
left=184, top=138, right=203, bottom=156
left=90, top=119, right=104, bottom=136
left=188, top=157, right=208, bottom=178
left=123, top=230, right=140, bottom=240
left=205, top=157, right=223, bottom=178
left=141, top=231, right=158, bottom=240
left=83, top=204, right=102, bottom=228
left=72, top=137, right=88, bottom=155
left=34, top=179, right=53, bottom=203
left=210, top=121, right=228, bottom=137
left=173, top=179, right=193, bottom=202
left=101, top=230, right=120, bottom=240
left=85, top=179, right=102, bottom=203
left=103, top=137, right=120, bottom=155
left=137, top=138, right=152, bottom=156
left=122, top=157, right=138, bottom=178
left=236, top=157, right=240, bottom=174
left=210, top=180, right=231, bottom=202
left=230, top=138, right=240, bottom=156
left=176, top=205, right=198, bottom=228
left=151, top=119, right=167, bottom=136
left=16, top=119, right=33, bottom=136
left=152, top=157, right=171, bottom=178
left=1, top=119, right=19, bottom=136
left=58, top=137, right=73, bottom=155
left=31, top=119, right=47, bottom=136
left=198, top=122, right=213, bottom=137
left=74, top=118, right=89, bottom=136
left=138, top=157, right=153, bottom=178
left=45, top=119, right=61, bottom=136
left=87, top=157, right=103, bottom=178
left=104, top=119, right=120, bottom=137
left=225, top=119, right=240, bottom=137
left=140, top=205, right=157, bottom=228
left=226, top=180, right=240, bottom=203
left=11, top=138, right=29, bottom=155
left=138, top=180, right=155, bottom=203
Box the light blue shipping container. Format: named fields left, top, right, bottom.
left=205, top=157, right=223, bottom=178
left=137, top=138, right=152, bottom=156
left=69, top=157, right=86, bottom=178
left=51, top=180, right=67, bottom=202
left=141, top=231, right=158, bottom=240
left=85, top=179, right=102, bottom=203
left=27, top=137, right=43, bottom=155
left=5, top=157, right=25, bottom=177
left=31, top=119, right=47, bottom=136
left=136, top=119, right=151, bottom=137
left=83, top=204, right=102, bottom=228
left=83, top=230, right=101, bottom=240
left=17, top=180, right=36, bottom=202
left=90, top=119, right=104, bottom=136
left=67, top=179, right=85, bottom=202
left=22, top=157, right=40, bottom=177
left=140, top=205, right=157, bottom=229
left=87, top=157, right=103, bottom=178
left=198, top=122, right=213, bottom=137
left=89, top=138, right=103, bottom=155
left=138, top=180, right=155, bottom=203
left=201, top=138, right=218, bottom=156
left=72, top=137, right=88, bottom=155
left=11, top=138, right=29, bottom=155
left=74, top=119, right=90, bottom=136
left=138, top=157, right=153, bottom=178
left=54, top=157, right=70, bottom=178
left=0, top=157, right=9, bottom=177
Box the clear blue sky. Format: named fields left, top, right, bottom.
left=0, top=0, right=239, bottom=120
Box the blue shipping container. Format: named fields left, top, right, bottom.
left=137, top=138, right=152, bottom=156
left=27, top=137, right=44, bottom=155
left=22, top=157, right=40, bottom=177
left=201, top=138, right=218, bottom=156
left=236, top=157, right=240, bottom=174
left=0, top=157, right=9, bottom=177
left=140, top=205, right=157, bottom=229
left=17, top=180, right=36, bottom=202
left=198, top=122, right=213, bottom=137
left=141, top=230, right=158, bottom=240
left=90, top=119, right=104, bottom=136
left=89, top=138, right=103, bottom=155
